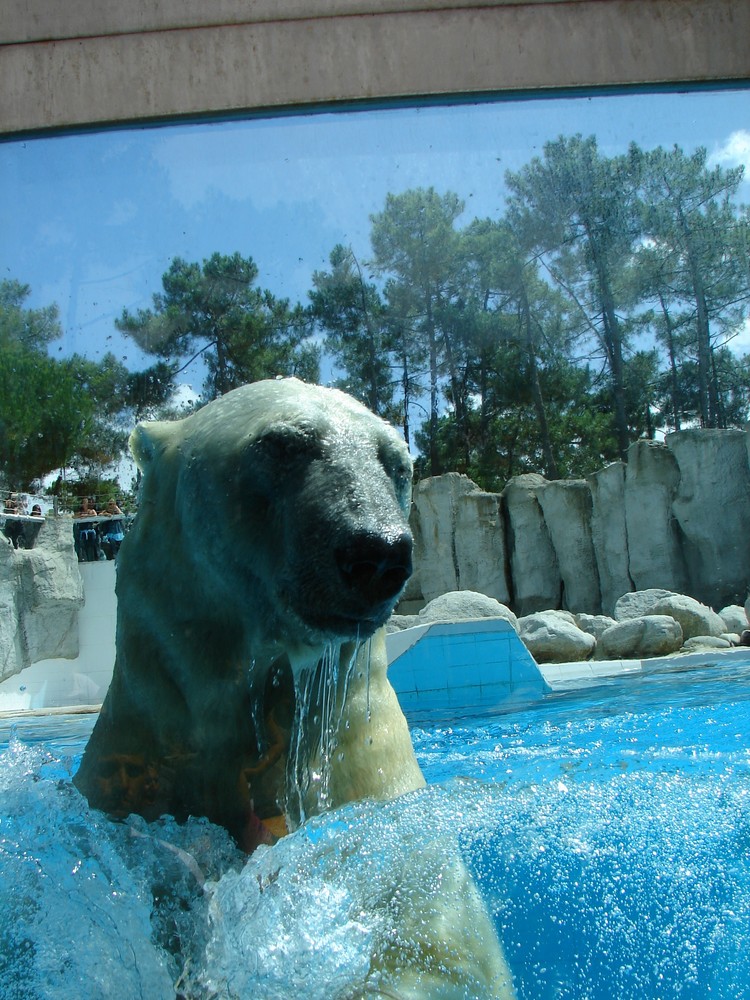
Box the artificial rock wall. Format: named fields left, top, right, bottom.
left=0, top=518, right=83, bottom=682
left=404, top=428, right=750, bottom=617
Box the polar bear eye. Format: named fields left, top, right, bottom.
left=255, top=424, right=322, bottom=463
left=391, top=463, right=410, bottom=486
left=394, top=466, right=412, bottom=498
left=378, top=443, right=413, bottom=496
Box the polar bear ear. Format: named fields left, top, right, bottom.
left=129, top=421, right=174, bottom=472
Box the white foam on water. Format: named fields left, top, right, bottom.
left=0, top=737, right=495, bottom=1000
left=5, top=685, right=750, bottom=999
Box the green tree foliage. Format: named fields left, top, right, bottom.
left=621, top=349, right=664, bottom=440
left=0, top=346, right=134, bottom=490
left=64, top=354, right=131, bottom=478
left=633, top=144, right=750, bottom=427
left=414, top=347, right=612, bottom=490
left=370, top=188, right=464, bottom=474
left=462, top=217, right=581, bottom=480
left=1, top=346, right=86, bottom=489
left=0, top=280, right=87, bottom=488
left=310, top=244, right=394, bottom=416
left=654, top=346, right=750, bottom=430
left=0, top=279, right=61, bottom=352
left=117, top=251, right=319, bottom=399
left=122, top=361, right=180, bottom=423
left=326, top=138, right=749, bottom=489
left=0, top=281, right=177, bottom=490
left=506, top=135, right=643, bottom=461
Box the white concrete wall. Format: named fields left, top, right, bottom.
left=0, top=562, right=116, bottom=712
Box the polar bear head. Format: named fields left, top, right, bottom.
left=128, top=378, right=413, bottom=651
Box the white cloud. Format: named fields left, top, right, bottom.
left=172, top=383, right=200, bottom=409
left=724, top=316, right=750, bottom=356
left=709, top=129, right=750, bottom=174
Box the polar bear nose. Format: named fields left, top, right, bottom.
left=336, top=532, right=413, bottom=606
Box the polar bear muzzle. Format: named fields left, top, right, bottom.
left=335, top=529, right=412, bottom=607
left=281, top=524, right=413, bottom=642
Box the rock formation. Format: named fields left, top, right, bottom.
left=668, top=429, right=750, bottom=608
left=0, top=517, right=83, bottom=681
left=537, top=479, right=600, bottom=613
left=388, top=587, right=748, bottom=664
left=596, top=615, right=684, bottom=659
left=501, top=474, right=560, bottom=615
left=406, top=428, right=750, bottom=617
left=613, top=589, right=725, bottom=640
left=719, top=604, right=747, bottom=634
left=587, top=461, right=632, bottom=615
left=517, top=610, right=596, bottom=663
left=623, top=440, right=688, bottom=595
left=391, top=590, right=519, bottom=632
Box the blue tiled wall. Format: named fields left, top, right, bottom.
left=387, top=619, right=550, bottom=720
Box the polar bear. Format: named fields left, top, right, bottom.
left=74, top=378, right=514, bottom=999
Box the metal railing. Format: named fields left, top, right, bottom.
left=2, top=491, right=134, bottom=556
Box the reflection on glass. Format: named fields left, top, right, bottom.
left=3, top=85, right=750, bottom=1000
left=1, top=87, right=749, bottom=503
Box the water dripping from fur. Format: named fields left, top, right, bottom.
left=285, top=638, right=367, bottom=827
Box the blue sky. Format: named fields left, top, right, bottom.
left=2, top=85, right=749, bottom=396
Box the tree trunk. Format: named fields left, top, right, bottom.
left=584, top=219, right=630, bottom=462
left=521, top=292, right=559, bottom=479
left=692, top=273, right=716, bottom=427
left=598, top=272, right=630, bottom=461
left=214, top=326, right=230, bottom=397
left=400, top=339, right=411, bottom=448
left=678, top=203, right=717, bottom=427
left=658, top=292, right=682, bottom=431
left=425, top=292, right=440, bottom=476
left=352, top=251, right=381, bottom=415
left=440, top=320, right=471, bottom=471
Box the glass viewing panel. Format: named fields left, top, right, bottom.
left=1, top=86, right=749, bottom=502
left=3, top=85, right=750, bottom=1000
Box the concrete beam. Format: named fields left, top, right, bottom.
left=1, top=0, right=749, bottom=136
left=1, top=1, right=565, bottom=44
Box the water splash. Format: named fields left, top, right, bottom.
left=3, top=730, right=750, bottom=999
left=5, top=661, right=750, bottom=999
left=0, top=739, right=177, bottom=999
left=285, top=637, right=369, bottom=826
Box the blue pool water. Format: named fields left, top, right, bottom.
left=2, top=655, right=750, bottom=999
